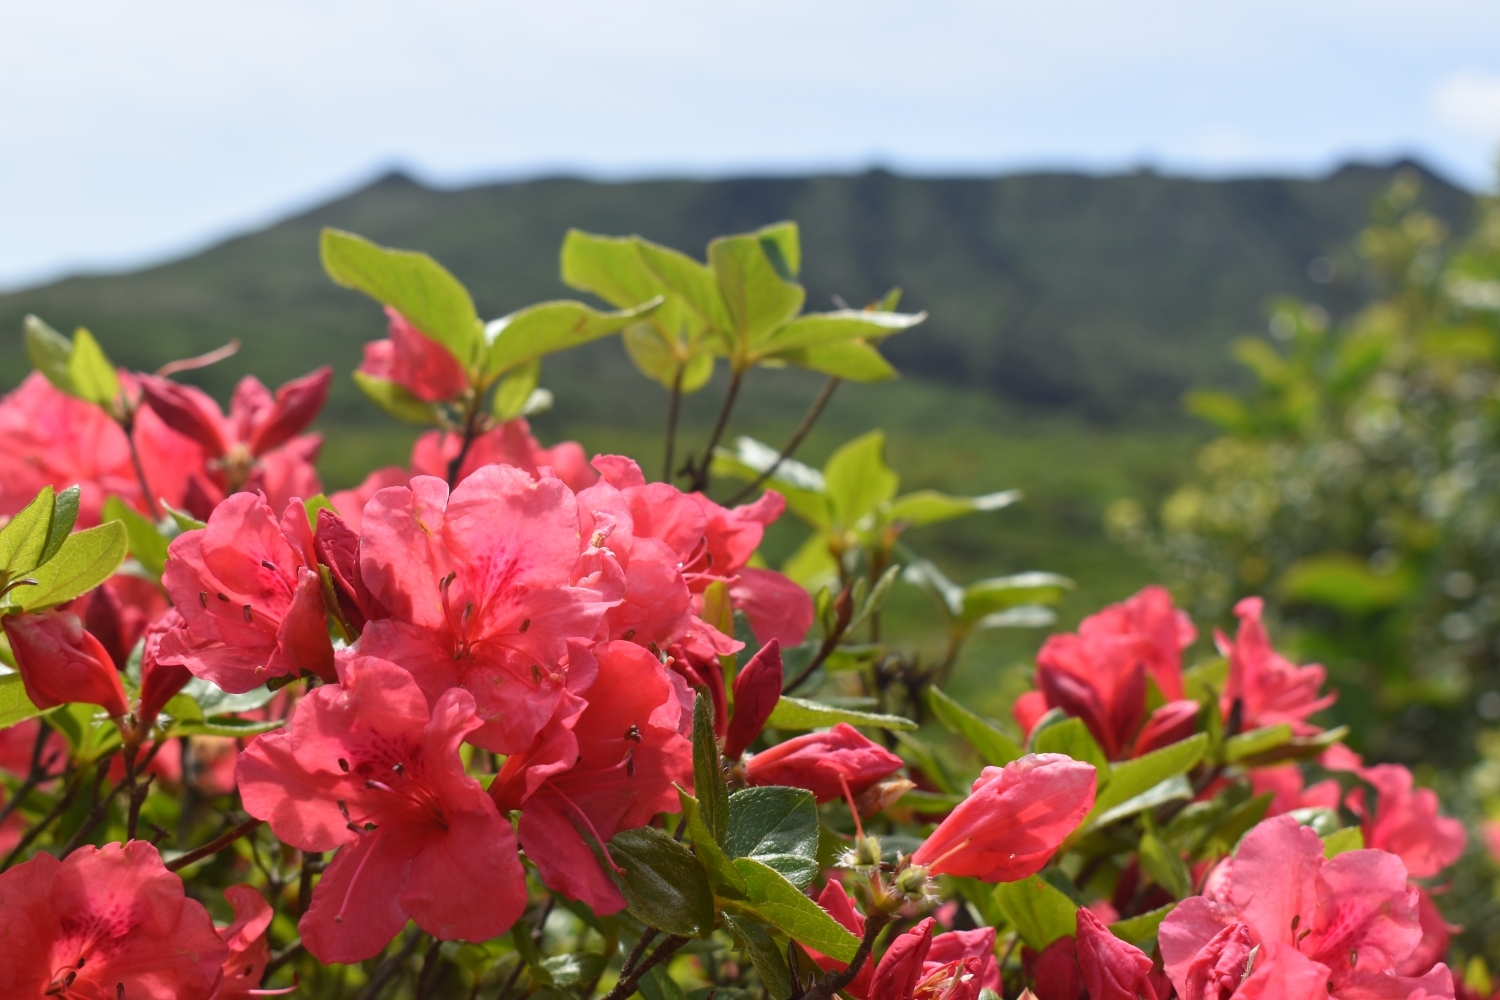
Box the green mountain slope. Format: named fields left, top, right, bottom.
left=0, top=160, right=1470, bottom=424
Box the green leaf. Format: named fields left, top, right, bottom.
left=1322, top=826, right=1364, bottom=858
left=560, top=229, right=664, bottom=308
left=708, top=234, right=805, bottom=350
left=1031, top=717, right=1108, bottom=774
left=485, top=297, right=662, bottom=376
left=754, top=221, right=801, bottom=279
left=1223, top=724, right=1293, bottom=764
left=722, top=913, right=792, bottom=1000
left=162, top=503, right=206, bottom=533
left=41, top=487, right=81, bottom=567
left=0, top=673, right=43, bottom=729
left=351, top=371, right=440, bottom=425
left=711, top=439, right=833, bottom=529
left=693, top=691, right=729, bottom=847
left=638, top=964, right=688, bottom=1000
left=1139, top=830, right=1193, bottom=899
left=24, top=315, right=76, bottom=394
left=541, top=953, right=606, bottom=989
left=0, top=486, right=56, bottom=578
left=491, top=358, right=542, bottom=420
left=766, top=696, right=916, bottom=732
left=1280, top=553, right=1413, bottom=615
left=1196, top=792, right=1273, bottom=860
left=1234, top=726, right=1350, bottom=768
left=885, top=489, right=1020, bottom=529
left=992, top=874, right=1078, bottom=951
left=1085, top=734, right=1208, bottom=827
left=635, top=237, right=733, bottom=336
left=732, top=858, right=859, bottom=962
left=763, top=310, right=925, bottom=353
left=893, top=730, right=958, bottom=795
left=607, top=827, right=717, bottom=938
left=66, top=328, right=121, bottom=408
left=678, top=788, right=746, bottom=897
left=1091, top=775, right=1193, bottom=828
left=172, top=716, right=283, bottom=738
left=321, top=228, right=483, bottom=366
left=846, top=565, right=901, bottom=635
left=959, top=572, right=1074, bottom=626
left=775, top=339, right=897, bottom=382
left=1109, top=903, right=1176, bottom=945
left=725, top=787, right=819, bottom=889
left=101, top=496, right=168, bottom=577
left=926, top=687, right=1023, bottom=766
left=6, top=522, right=127, bottom=612
left=822, top=431, right=898, bottom=526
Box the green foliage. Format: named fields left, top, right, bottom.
left=0, top=673, right=43, bottom=729
left=925, top=686, right=1024, bottom=766
left=3, top=520, right=127, bottom=612
left=730, top=857, right=860, bottom=962
left=606, top=827, right=717, bottom=938
left=993, top=874, right=1077, bottom=951
left=764, top=696, right=916, bottom=731
left=724, top=787, right=820, bottom=889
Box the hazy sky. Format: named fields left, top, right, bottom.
left=4, top=0, right=1500, bottom=289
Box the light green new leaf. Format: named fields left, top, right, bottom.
left=560, top=229, right=663, bottom=307
left=711, top=439, right=832, bottom=528
left=1223, top=724, right=1293, bottom=763
left=678, top=788, right=746, bottom=896
left=101, top=496, right=168, bottom=577
left=1139, top=830, right=1193, bottom=899
left=766, top=696, right=916, bottom=732
left=993, top=875, right=1078, bottom=951
left=635, top=237, right=733, bottom=336
left=709, top=234, right=805, bottom=350
left=732, top=858, right=860, bottom=962
left=1091, top=775, right=1193, bottom=828
left=0, top=486, right=56, bottom=577
left=484, top=297, right=662, bottom=375
left=1085, top=734, right=1208, bottom=827
left=351, top=371, right=440, bottom=425
left=1031, top=717, right=1108, bottom=775
left=24, top=316, right=75, bottom=395
left=1233, top=725, right=1350, bottom=768
left=0, top=673, right=43, bottom=730
left=1109, top=903, right=1176, bottom=945
left=959, top=572, right=1074, bottom=627
left=927, top=686, right=1023, bottom=766
left=607, top=827, right=717, bottom=938
left=490, top=358, right=541, bottom=420
left=67, top=329, right=120, bottom=408
left=726, top=787, right=820, bottom=888
left=173, top=716, right=284, bottom=739
left=823, top=431, right=898, bottom=526
left=885, top=489, right=1020, bottom=529
left=321, top=228, right=483, bottom=366
left=7, top=521, right=127, bottom=612
left=765, top=310, right=925, bottom=353
left=754, top=221, right=801, bottom=279
left=1322, top=826, right=1364, bottom=858
left=775, top=339, right=897, bottom=382
left=41, top=487, right=81, bottom=567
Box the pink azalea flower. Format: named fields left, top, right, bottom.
left=329, top=467, right=410, bottom=533
left=1339, top=764, right=1467, bottom=880
left=355, top=466, right=621, bottom=753
left=360, top=307, right=471, bottom=404
left=743, top=723, right=904, bottom=803
left=236, top=654, right=527, bottom=964
left=1216, top=597, right=1335, bottom=735
left=1074, top=907, right=1163, bottom=1000
left=0, top=840, right=228, bottom=998
left=1016, top=586, right=1200, bottom=760
left=804, top=880, right=875, bottom=996
left=137, top=608, right=194, bottom=728
left=411, top=419, right=599, bottom=493
left=210, top=884, right=276, bottom=999
left=925, top=926, right=1001, bottom=993
left=1026, top=934, right=1084, bottom=1000
left=1249, top=764, right=1342, bottom=818
left=1079, top=584, right=1196, bottom=700
left=490, top=640, right=692, bottom=913
left=868, top=918, right=987, bottom=1000
left=2, top=609, right=128, bottom=717
left=723, top=639, right=784, bottom=760
left=1158, top=814, right=1455, bottom=999
left=0, top=372, right=204, bottom=525
left=911, top=753, right=1096, bottom=882
left=138, top=368, right=329, bottom=517
left=157, top=493, right=335, bottom=693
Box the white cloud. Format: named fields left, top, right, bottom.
left=1434, top=71, right=1500, bottom=138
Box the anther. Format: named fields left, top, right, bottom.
left=392, top=762, right=405, bottom=776
left=338, top=799, right=350, bottom=820
left=261, top=559, right=276, bottom=571
left=531, top=664, right=543, bottom=683
left=217, top=592, right=230, bottom=602
left=199, top=591, right=208, bottom=608
left=243, top=605, right=253, bottom=623
left=338, top=758, right=349, bottom=772
left=623, top=629, right=636, bottom=641
left=625, top=725, right=642, bottom=742
left=520, top=618, right=531, bottom=632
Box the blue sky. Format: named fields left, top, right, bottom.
left=4, top=0, right=1500, bottom=289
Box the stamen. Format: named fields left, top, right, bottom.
left=519, top=618, right=531, bottom=632
left=625, top=725, right=642, bottom=742
left=365, top=779, right=395, bottom=793
left=261, top=560, right=276, bottom=571
left=623, top=629, right=636, bottom=641
left=338, top=758, right=349, bottom=772
left=199, top=591, right=208, bottom=608
left=333, top=834, right=382, bottom=924
left=243, top=605, right=254, bottom=623
left=624, top=748, right=636, bottom=777
left=217, top=592, right=230, bottom=602
left=552, top=787, right=625, bottom=873
left=839, top=772, right=865, bottom=840
left=392, top=762, right=405, bottom=776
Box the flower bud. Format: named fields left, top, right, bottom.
left=892, top=862, right=932, bottom=903
left=3, top=610, right=128, bottom=717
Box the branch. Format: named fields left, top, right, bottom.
left=600, top=934, right=687, bottom=1000
left=165, top=815, right=263, bottom=871
left=800, top=914, right=891, bottom=1000
left=726, top=375, right=840, bottom=505
left=0, top=721, right=61, bottom=829
left=446, top=404, right=484, bottom=488
left=662, top=364, right=685, bottom=483
left=355, top=929, right=424, bottom=1000
left=686, top=368, right=744, bottom=493
left=783, top=583, right=854, bottom=695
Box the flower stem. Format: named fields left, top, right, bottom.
left=166, top=815, right=264, bottom=871
left=662, top=364, right=684, bottom=483
left=726, top=375, right=840, bottom=505
left=686, top=367, right=744, bottom=493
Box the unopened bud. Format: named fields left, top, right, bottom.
left=893, top=863, right=931, bottom=902
left=843, top=833, right=883, bottom=869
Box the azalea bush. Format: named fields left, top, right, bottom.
left=0, top=221, right=1479, bottom=999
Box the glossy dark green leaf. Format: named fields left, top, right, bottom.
left=926, top=686, right=1023, bottom=767
left=693, top=691, right=728, bottom=847
left=1085, top=734, right=1208, bottom=827
left=726, top=786, right=819, bottom=889
left=722, top=913, right=792, bottom=1000
left=607, top=827, right=716, bottom=938
left=732, top=858, right=859, bottom=962
left=678, top=788, right=746, bottom=897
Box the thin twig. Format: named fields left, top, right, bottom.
left=726, top=376, right=840, bottom=505
left=265, top=940, right=305, bottom=978
left=687, top=368, right=744, bottom=493
left=662, top=363, right=684, bottom=483
left=165, top=815, right=263, bottom=871
left=1, top=765, right=84, bottom=868
left=800, top=914, right=891, bottom=1000
left=446, top=405, right=483, bottom=488
left=60, top=756, right=126, bottom=856
left=355, top=929, right=424, bottom=1000
left=415, top=936, right=445, bottom=999
left=297, top=849, right=323, bottom=916
left=123, top=415, right=163, bottom=520
left=619, top=929, right=660, bottom=980
left=0, top=722, right=60, bottom=829
left=783, top=583, right=854, bottom=695
left=600, top=935, right=688, bottom=1000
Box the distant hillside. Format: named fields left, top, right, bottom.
left=0, top=160, right=1471, bottom=424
